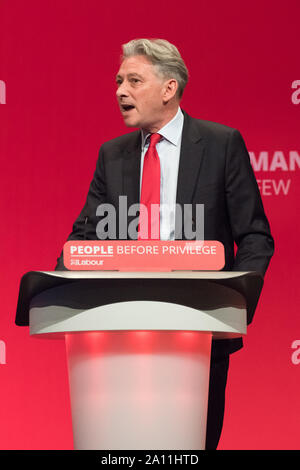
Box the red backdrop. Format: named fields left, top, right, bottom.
left=0, top=0, right=299, bottom=450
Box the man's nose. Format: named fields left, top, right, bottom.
left=116, top=81, right=129, bottom=98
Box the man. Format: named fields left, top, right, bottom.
left=55, top=38, right=274, bottom=449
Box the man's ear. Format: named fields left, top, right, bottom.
left=162, top=79, right=178, bottom=103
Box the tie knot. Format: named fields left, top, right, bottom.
left=149, top=133, right=161, bottom=148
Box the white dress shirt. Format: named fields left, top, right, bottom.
left=140, top=107, right=184, bottom=240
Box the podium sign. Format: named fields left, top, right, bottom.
left=63, top=240, right=225, bottom=271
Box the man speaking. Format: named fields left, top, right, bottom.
left=55, top=38, right=274, bottom=449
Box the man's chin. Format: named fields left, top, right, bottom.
left=122, top=116, right=140, bottom=128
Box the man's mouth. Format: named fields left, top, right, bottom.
left=121, top=104, right=135, bottom=112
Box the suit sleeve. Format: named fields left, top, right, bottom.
left=225, top=129, right=274, bottom=276
left=54, top=146, right=107, bottom=270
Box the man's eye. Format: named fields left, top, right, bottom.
left=131, top=78, right=140, bottom=83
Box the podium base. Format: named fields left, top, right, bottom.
left=65, top=331, right=212, bottom=450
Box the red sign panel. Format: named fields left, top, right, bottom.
left=63, top=240, right=225, bottom=271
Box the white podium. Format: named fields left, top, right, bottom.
left=15, top=270, right=263, bottom=450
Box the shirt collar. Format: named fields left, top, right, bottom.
left=141, top=107, right=184, bottom=149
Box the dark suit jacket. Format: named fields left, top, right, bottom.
left=55, top=110, right=274, bottom=356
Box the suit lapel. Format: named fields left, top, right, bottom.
left=176, top=111, right=206, bottom=206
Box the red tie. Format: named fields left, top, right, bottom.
left=138, top=133, right=161, bottom=240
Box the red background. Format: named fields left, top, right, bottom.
left=0, top=0, right=299, bottom=449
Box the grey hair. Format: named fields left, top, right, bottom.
left=121, top=38, right=189, bottom=99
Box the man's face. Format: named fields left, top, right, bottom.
left=116, top=55, right=168, bottom=132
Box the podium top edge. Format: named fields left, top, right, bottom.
left=25, top=270, right=262, bottom=280
left=15, top=270, right=263, bottom=327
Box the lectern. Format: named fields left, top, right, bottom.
left=15, top=270, right=263, bottom=450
